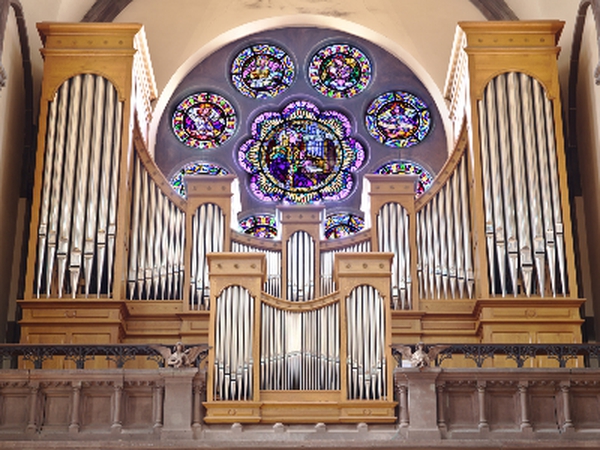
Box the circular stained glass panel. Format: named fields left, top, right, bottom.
left=170, top=162, right=229, bottom=197
left=365, top=91, right=431, bottom=148
left=324, top=213, right=365, bottom=240
left=231, top=44, right=295, bottom=98
left=375, top=160, right=433, bottom=196
left=239, top=100, right=365, bottom=204
left=308, top=44, right=372, bottom=99
left=172, top=93, right=237, bottom=149
left=239, top=214, right=278, bottom=239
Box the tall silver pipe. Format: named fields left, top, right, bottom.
left=478, top=98, right=498, bottom=296
left=97, top=82, right=116, bottom=296
left=459, top=157, right=474, bottom=298
left=106, top=98, right=123, bottom=295
left=44, top=82, right=70, bottom=297
left=83, top=76, right=105, bottom=297
left=445, top=180, right=457, bottom=299
left=533, top=80, right=557, bottom=296
left=36, top=88, right=59, bottom=297
left=485, top=79, right=507, bottom=295
left=507, top=72, right=534, bottom=296
left=496, top=74, right=519, bottom=295
left=520, top=73, right=545, bottom=295
left=544, top=94, right=567, bottom=295
left=56, top=75, right=83, bottom=297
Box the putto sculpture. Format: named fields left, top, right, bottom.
left=150, top=342, right=209, bottom=368
left=394, top=342, right=449, bottom=368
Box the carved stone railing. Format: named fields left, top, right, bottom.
left=0, top=344, right=209, bottom=369
left=392, top=343, right=600, bottom=368
left=394, top=367, right=600, bottom=440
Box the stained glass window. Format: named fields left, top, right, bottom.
left=375, top=160, right=433, bottom=196
left=172, top=92, right=237, bottom=149
left=324, top=213, right=365, bottom=239
left=308, top=44, right=372, bottom=99
left=239, top=214, right=278, bottom=239
left=239, top=100, right=365, bottom=204
left=231, top=44, right=295, bottom=99
left=170, top=162, right=229, bottom=197
left=365, top=91, right=431, bottom=148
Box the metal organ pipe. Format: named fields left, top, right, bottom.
left=346, top=286, right=386, bottom=400
left=213, top=286, right=255, bottom=401
left=189, top=203, right=224, bottom=309
left=126, top=150, right=186, bottom=301
left=286, top=231, right=315, bottom=302
left=320, top=240, right=371, bottom=296
left=259, top=302, right=339, bottom=391
left=416, top=153, right=474, bottom=300
left=34, top=75, right=123, bottom=298
left=232, top=241, right=282, bottom=297
left=478, top=72, right=568, bottom=297
left=378, top=203, right=411, bottom=309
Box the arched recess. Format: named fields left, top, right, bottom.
left=148, top=14, right=453, bottom=156
left=567, top=0, right=600, bottom=338
left=0, top=0, right=34, bottom=343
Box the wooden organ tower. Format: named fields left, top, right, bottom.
left=18, top=21, right=583, bottom=424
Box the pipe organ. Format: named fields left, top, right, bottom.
left=19, top=21, right=584, bottom=424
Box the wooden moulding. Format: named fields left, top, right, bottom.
left=203, top=393, right=396, bottom=424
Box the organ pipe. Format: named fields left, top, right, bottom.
left=34, top=75, right=123, bottom=298
left=346, top=285, right=386, bottom=400
left=416, top=153, right=474, bottom=300
left=478, top=72, right=568, bottom=297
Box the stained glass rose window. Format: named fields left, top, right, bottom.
left=366, top=91, right=431, bottom=148
left=172, top=93, right=236, bottom=149
left=239, top=100, right=365, bottom=204
left=308, top=44, right=371, bottom=99
left=231, top=44, right=295, bottom=98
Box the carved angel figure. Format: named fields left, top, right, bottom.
left=150, top=342, right=209, bottom=368
left=395, top=342, right=449, bottom=368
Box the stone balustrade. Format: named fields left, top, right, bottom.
left=0, top=366, right=599, bottom=448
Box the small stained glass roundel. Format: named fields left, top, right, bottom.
left=239, top=100, right=365, bottom=204
left=231, top=44, right=295, bottom=98
left=365, top=91, right=431, bottom=148
left=324, top=213, right=365, bottom=240
left=170, top=162, right=229, bottom=197
left=308, top=44, right=372, bottom=99
left=239, top=214, right=278, bottom=239
left=375, top=160, right=433, bottom=196
left=172, top=93, right=237, bottom=149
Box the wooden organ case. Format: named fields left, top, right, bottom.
left=19, top=21, right=584, bottom=424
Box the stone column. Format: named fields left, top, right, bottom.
left=477, top=381, right=488, bottom=432
left=402, top=368, right=441, bottom=440
left=518, top=382, right=532, bottom=432
left=192, top=373, right=206, bottom=429
left=560, top=381, right=573, bottom=432
left=153, top=382, right=164, bottom=431
left=436, top=382, right=447, bottom=433
left=160, top=368, right=197, bottom=439
left=111, top=382, right=123, bottom=433
left=68, top=381, right=81, bottom=433
left=26, top=382, right=40, bottom=434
